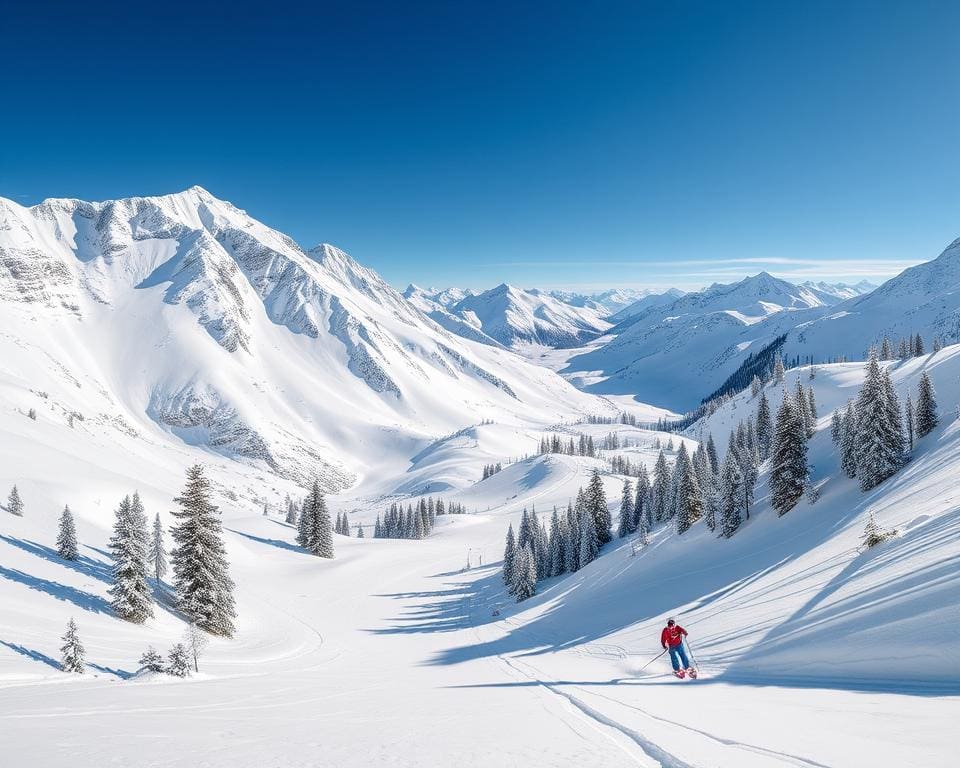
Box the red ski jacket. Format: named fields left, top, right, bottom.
left=661, top=624, right=687, bottom=649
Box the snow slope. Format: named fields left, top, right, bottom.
left=2, top=349, right=957, bottom=765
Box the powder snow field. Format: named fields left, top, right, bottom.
left=2, top=350, right=959, bottom=766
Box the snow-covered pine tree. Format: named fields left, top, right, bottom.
left=737, top=435, right=758, bottom=520
left=617, top=479, right=633, bottom=538
left=108, top=494, right=153, bottom=623
left=537, top=519, right=550, bottom=579
left=794, top=378, right=810, bottom=439
left=167, top=643, right=191, bottom=677
left=585, top=470, right=611, bottom=546
left=830, top=409, right=843, bottom=445
left=357, top=523, right=364, bottom=538
left=769, top=393, right=809, bottom=516
left=502, top=523, right=517, bottom=587
left=262, top=502, right=268, bottom=517
left=578, top=503, right=599, bottom=567
left=915, top=370, right=938, bottom=438
left=296, top=492, right=313, bottom=547
left=56, top=504, right=78, bottom=560
left=840, top=401, right=858, bottom=478
left=897, top=337, right=909, bottom=360
left=548, top=507, right=565, bottom=577
left=750, top=375, right=762, bottom=397
left=60, top=618, right=85, bottom=674
left=512, top=544, right=537, bottom=602
left=303, top=480, right=335, bottom=557
left=634, top=465, right=650, bottom=532
left=651, top=451, right=670, bottom=523
left=6, top=485, right=23, bottom=516
left=855, top=352, right=904, bottom=491
left=702, top=470, right=720, bottom=533
left=564, top=504, right=580, bottom=572
left=706, top=434, right=719, bottom=475
left=807, top=386, right=818, bottom=427
left=914, top=333, right=925, bottom=356
left=905, top=393, right=915, bottom=451
left=170, top=465, right=237, bottom=637
left=719, top=448, right=744, bottom=538
left=151, top=512, right=167, bottom=583
left=933, top=336, right=943, bottom=353
left=773, top=357, right=785, bottom=383
left=861, top=511, right=894, bottom=548
left=880, top=336, right=893, bottom=360
left=756, top=391, right=773, bottom=460
left=139, top=646, right=165, bottom=673
left=285, top=497, right=298, bottom=525
left=673, top=444, right=701, bottom=535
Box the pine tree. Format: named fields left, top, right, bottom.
left=578, top=504, right=599, bottom=567
left=356, top=523, right=364, bottom=538
left=933, top=336, right=943, bottom=353
left=548, top=508, right=565, bottom=577
left=737, top=436, right=758, bottom=520
left=60, top=618, right=85, bottom=674
left=807, top=386, right=818, bottom=424
left=565, top=504, right=581, bottom=572
left=652, top=451, right=670, bottom=523
left=750, top=375, right=762, bottom=397
left=585, top=470, right=611, bottom=546
left=285, top=497, right=298, bottom=525
left=719, top=448, right=744, bottom=538
left=502, top=523, right=517, bottom=587
left=794, top=378, right=810, bottom=439
left=617, top=479, right=633, bottom=538
left=855, top=353, right=904, bottom=491
left=151, top=513, right=167, bottom=584
left=830, top=409, right=843, bottom=445
left=6, top=485, right=23, bottom=516
left=511, top=543, right=537, bottom=601
left=296, top=493, right=313, bottom=547
left=108, top=494, right=153, bottom=623
left=56, top=504, right=78, bottom=560
left=880, top=336, right=893, bottom=360
left=706, top=434, right=719, bottom=475
left=915, top=371, right=938, bottom=438
left=773, top=357, right=785, bottom=383
left=756, top=391, right=773, bottom=460
left=673, top=444, right=702, bottom=535
left=139, top=646, right=165, bottom=673
left=302, top=480, right=334, bottom=558
left=769, top=393, right=809, bottom=516
left=861, top=512, right=894, bottom=548
left=897, top=337, right=909, bottom=360
left=914, top=333, right=925, bottom=356
left=840, top=401, right=858, bottom=478
left=634, top=465, right=651, bottom=532
left=170, top=465, right=237, bottom=637
left=906, top=393, right=915, bottom=451
left=167, top=643, right=191, bottom=677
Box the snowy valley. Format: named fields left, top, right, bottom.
left=1, top=189, right=958, bottom=767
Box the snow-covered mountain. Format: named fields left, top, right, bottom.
left=564, top=247, right=960, bottom=411
left=0, top=187, right=613, bottom=491
left=545, top=287, right=652, bottom=317
left=606, top=287, right=686, bottom=323
left=798, top=279, right=876, bottom=302
left=439, top=283, right=613, bottom=349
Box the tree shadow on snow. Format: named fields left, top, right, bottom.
left=0, top=535, right=112, bottom=584
left=0, top=640, right=61, bottom=670
left=0, top=565, right=112, bottom=615
left=227, top=528, right=308, bottom=555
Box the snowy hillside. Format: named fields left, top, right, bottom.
left=606, top=287, right=686, bottom=323
left=546, top=288, right=653, bottom=317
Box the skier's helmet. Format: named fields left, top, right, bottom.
left=667, top=617, right=676, bottom=626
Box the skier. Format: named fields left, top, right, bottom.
left=660, top=617, right=696, bottom=679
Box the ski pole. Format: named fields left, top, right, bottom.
left=684, top=638, right=700, bottom=671
left=637, top=647, right=668, bottom=673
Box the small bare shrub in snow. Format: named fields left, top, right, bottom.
left=27, top=408, right=37, bottom=420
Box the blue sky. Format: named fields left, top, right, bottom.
left=1, top=1, right=957, bottom=291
